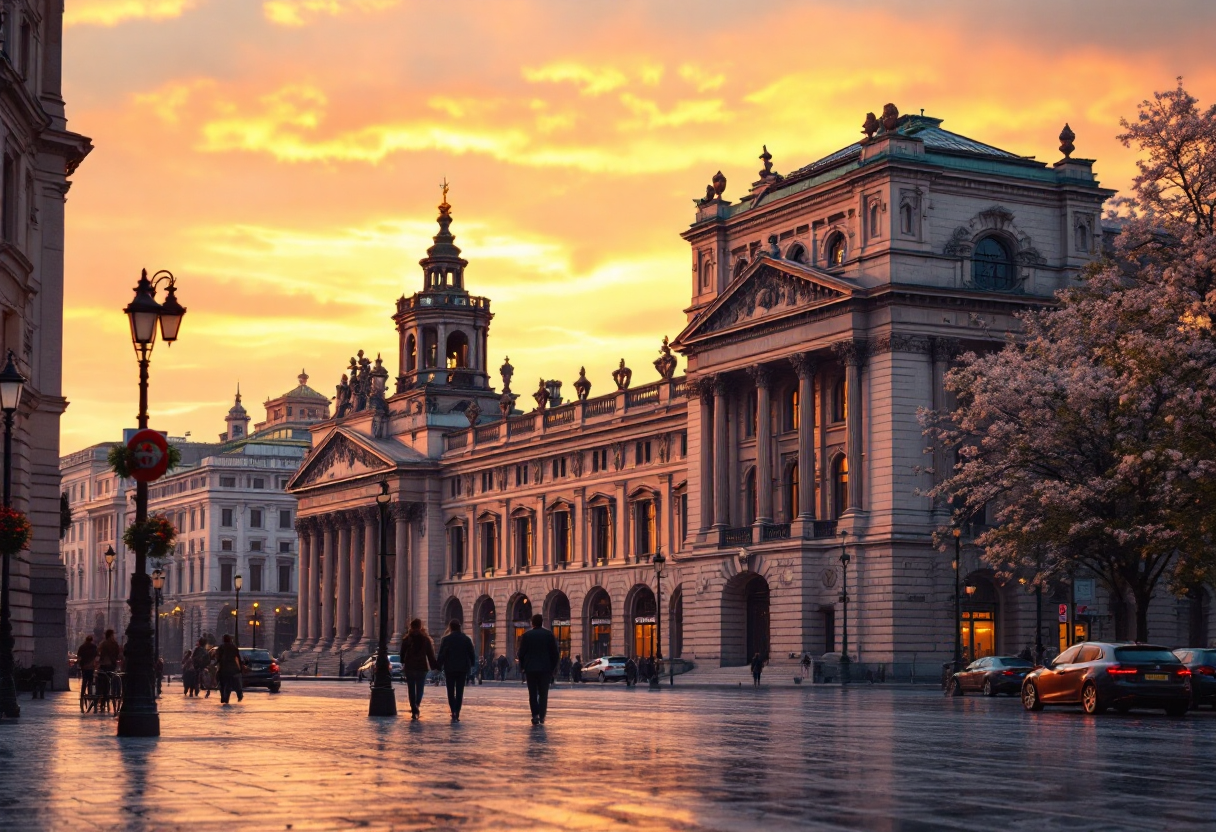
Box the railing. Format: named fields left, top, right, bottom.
left=671, top=378, right=688, bottom=398
left=625, top=383, right=660, bottom=407
left=544, top=405, right=576, bottom=427
left=510, top=414, right=536, bottom=435
left=720, top=527, right=752, bottom=546
left=584, top=396, right=616, bottom=417
left=447, top=432, right=468, bottom=450
left=474, top=423, right=501, bottom=443
left=808, top=520, right=838, bottom=539
left=761, top=523, right=791, bottom=541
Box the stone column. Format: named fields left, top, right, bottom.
left=712, top=376, right=730, bottom=529
left=361, top=508, right=377, bottom=651
left=789, top=353, right=818, bottom=520
left=615, top=482, right=628, bottom=562
left=336, top=515, right=351, bottom=643
left=538, top=495, right=549, bottom=571
left=392, top=506, right=410, bottom=640
left=294, top=520, right=311, bottom=650
left=697, top=380, right=714, bottom=532
left=307, top=523, right=321, bottom=647
left=748, top=365, right=774, bottom=524
left=834, top=340, right=866, bottom=512
left=574, top=487, right=587, bottom=567
left=348, top=512, right=364, bottom=646
left=318, top=516, right=336, bottom=649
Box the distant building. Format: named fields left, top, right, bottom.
left=61, top=373, right=329, bottom=660
left=2, top=1, right=93, bottom=685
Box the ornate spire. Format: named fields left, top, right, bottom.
left=419, top=179, right=468, bottom=291
left=298, top=368, right=308, bottom=386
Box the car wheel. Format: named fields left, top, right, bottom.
left=1081, top=682, right=1106, bottom=715
left=598, top=672, right=606, bottom=683
left=982, top=679, right=995, bottom=697
left=269, top=684, right=281, bottom=694
left=1022, top=682, right=1044, bottom=712
left=1165, top=702, right=1188, bottom=717
left=949, top=677, right=963, bottom=697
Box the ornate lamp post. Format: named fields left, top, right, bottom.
left=0, top=350, right=26, bottom=719
left=233, top=573, right=242, bottom=649
left=369, top=481, right=397, bottom=717
left=151, top=568, right=164, bottom=696
left=104, top=545, right=116, bottom=633
left=649, top=549, right=665, bottom=690
left=952, top=527, right=963, bottom=674
left=250, top=602, right=261, bottom=650
left=839, top=530, right=851, bottom=685
left=117, top=268, right=186, bottom=738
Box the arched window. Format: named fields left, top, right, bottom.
left=971, top=236, right=1016, bottom=291
left=446, top=331, right=469, bottom=369
left=899, top=203, right=914, bottom=235
left=786, top=243, right=807, bottom=264
left=831, top=455, right=849, bottom=519
left=422, top=328, right=438, bottom=369
left=784, top=387, right=799, bottom=432
left=786, top=463, right=799, bottom=520
left=832, top=378, right=847, bottom=423
left=405, top=334, right=417, bottom=372
left=868, top=203, right=880, bottom=239
left=701, top=261, right=714, bottom=290
left=744, top=469, right=757, bottom=526
left=826, top=233, right=846, bottom=267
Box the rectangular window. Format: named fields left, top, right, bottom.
left=634, top=500, right=656, bottom=556
left=188, top=561, right=195, bottom=593
left=221, top=508, right=234, bottom=527
left=252, top=478, right=265, bottom=489
left=481, top=522, right=497, bottom=575
left=249, top=563, right=263, bottom=592
left=250, top=509, right=263, bottom=528
left=220, top=563, right=234, bottom=592
left=279, top=541, right=291, bottom=553
left=279, top=509, right=292, bottom=529
left=553, top=512, right=571, bottom=564
left=250, top=540, right=262, bottom=552
left=450, top=525, right=465, bottom=575
left=552, top=459, right=559, bottom=479
left=200, top=508, right=206, bottom=529
left=220, top=477, right=236, bottom=488
left=278, top=563, right=292, bottom=593
left=592, top=505, right=612, bottom=564
left=679, top=493, right=689, bottom=544
left=221, top=539, right=233, bottom=552
left=514, top=517, right=533, bottom=569
left=189, top=510, right=196, bottom=532
left=592, top=451, right=599, bottom=473
left=680, top=432, right=687, bottom=457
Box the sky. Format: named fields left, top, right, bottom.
left=59, top=0, right=1216, bottom=450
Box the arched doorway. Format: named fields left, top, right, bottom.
left=443, top=596, right=465, bottom=628
left=585, top=588, right=612, bottom=658
left=545, top=591, right=572, bottom=660
left=628, top=585, right=657, bottom=660
left=510, top=594, right=533, bottom=655
left=962, top=574, right=999, bottom=662
left=669, top=587, right=684, bottom=659
left=720, top=573, right=770, bottom=666
left=474, top=595, right=496, bottom=661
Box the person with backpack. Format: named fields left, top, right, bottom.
left=436, top=619, right=477, bottom=721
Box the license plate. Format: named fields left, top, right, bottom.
left=1144, top=673, right=1168, bottom=681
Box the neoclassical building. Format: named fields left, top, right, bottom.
left=286, top=108, right=1212, bottom=676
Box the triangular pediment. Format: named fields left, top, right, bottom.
left=289, top=430, right=396, bottom=489
left=676, top=255, right=858, bottom=345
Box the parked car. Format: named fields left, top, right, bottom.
left=1021, top=642, right=1190, bottom=716
left=580, top=656, right=627, bottom=683
left=356, top=655, right=403, bottom=681
left=1172, top=648, right=1216, bottom=709
left=239, top=648, right=281, bottom=693
left=950, top=656, right=1035, bottom=696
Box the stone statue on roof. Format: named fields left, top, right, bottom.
left=335, top=373, right=352, bottom=418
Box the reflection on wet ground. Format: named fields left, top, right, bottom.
left=1, top=681, right=1213, bottom=830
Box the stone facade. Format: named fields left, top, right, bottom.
left=2, top=1, right=92, bottom=685
left=287, top=108, right=1214, bottom=680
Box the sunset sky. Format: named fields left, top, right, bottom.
left=60, top=0, right=1216, bottom=450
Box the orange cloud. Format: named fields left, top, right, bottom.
left=263, top=0, right=400, bottom=27
left=65, top=0, right=199, bottom=27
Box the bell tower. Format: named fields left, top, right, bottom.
left=393, top=184, right=494, bottom=394
left=223, top=385, right=250, bottom=441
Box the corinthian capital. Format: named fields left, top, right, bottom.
left=745, top=364, right=772, bottom=389
left=787, top=352, right=817, bottom=380
left=832, top=339, right=868, bottom=368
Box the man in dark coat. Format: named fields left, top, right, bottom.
left=436, top=619, right=477, bottom=721
left=214, top=634, right=244, bottom=705
left=76, top=636, right=98, bottom=695
left=517, top=614, right=560, bottom=725
left=624, top=657, right=638, bottom=687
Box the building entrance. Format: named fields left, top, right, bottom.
left=745, top=576, right=770, bottom=661
left=475, top=596, right=497, bottom=661
left=632, top=588, right=656, bottom=659
left=587, top=590, right=612, bottom=658
left=511, top=595, right=532, bottom=655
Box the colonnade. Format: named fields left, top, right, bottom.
left=293, top=504, right=421, bottom=652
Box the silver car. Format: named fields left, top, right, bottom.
left=356, top=655, right=403, bottom=681
left=581, top=656, right=627, bottom=682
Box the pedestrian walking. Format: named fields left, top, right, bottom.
left=571, top=654, right=583, bottom=684
left=750, top=652, right=765, bottom=688
left=190, top=638, right=211, bottom=697
left=624, top=656, right=638, bottom=687
left=517, top=613, right=560, bottom=725
left=75, top=636, right=98, bottom=696
left=496, top=654, right=509, bottom=682
left=97, top=629, right=121, bottom=700
left=643, top=656, right=655, bottom=682
left=399, top=618, right=437, bottom=720
left=181, top=649, right=197, bottom=696
left=436, top=619, right=477, bottom=722
left=801, top=652, right=812, bottom=679
left=214, top=634, right=244, bottom=705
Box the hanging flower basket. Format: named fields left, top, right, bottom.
left=108, top=442, right=181, bottom=480
left=0, top=507, right=32, bottom=556
left=123, top=515, right=177, bottom=560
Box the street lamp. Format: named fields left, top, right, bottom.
left=104, top=546, right=116, bottom=634
left=117, top=268, right=186, bottom=738
left=250, top=602, right=261, bottom=650
left=0, top=349, right=25, bottom=719
left=952, top=527, right=963, bottom=674
left=649, top=549, right=666, bottom=690
left=369, top=481, right=397, bottom=717
left=151, top=568, right=164, bottom=697
left=234, top=573, right=243, bottom=649
left=839, top=530, right=851, bottom=685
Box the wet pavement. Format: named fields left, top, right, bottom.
left=0, top=679, right=1212, bottom=831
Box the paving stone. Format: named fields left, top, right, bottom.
left=0, top=681, right=1213, bottom=831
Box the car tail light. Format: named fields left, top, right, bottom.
left=1106, top=665, right=1138, bottom=676
left=1002, top=670, right=1017, bottom=676
left=1195, top=666, right=1216, bottom=676
left=1177, top=667, right=1191, bottom=678
left=269, top=662, right=279, bottom=672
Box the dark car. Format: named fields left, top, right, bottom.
left=239, top=648, right=281, bottom=693
left=1173, top=648, right=1216, bottom=709
left=950, top=656, right=1034, bottom=696
left=1021, top=642, right=1190, bottom=716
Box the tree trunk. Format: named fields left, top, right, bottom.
left=1133, top=588, right=1152, bottom=643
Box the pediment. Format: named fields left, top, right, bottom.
left=290, top=430, right=395, bottom=489
left=676, top=256, right=857, bottom=345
